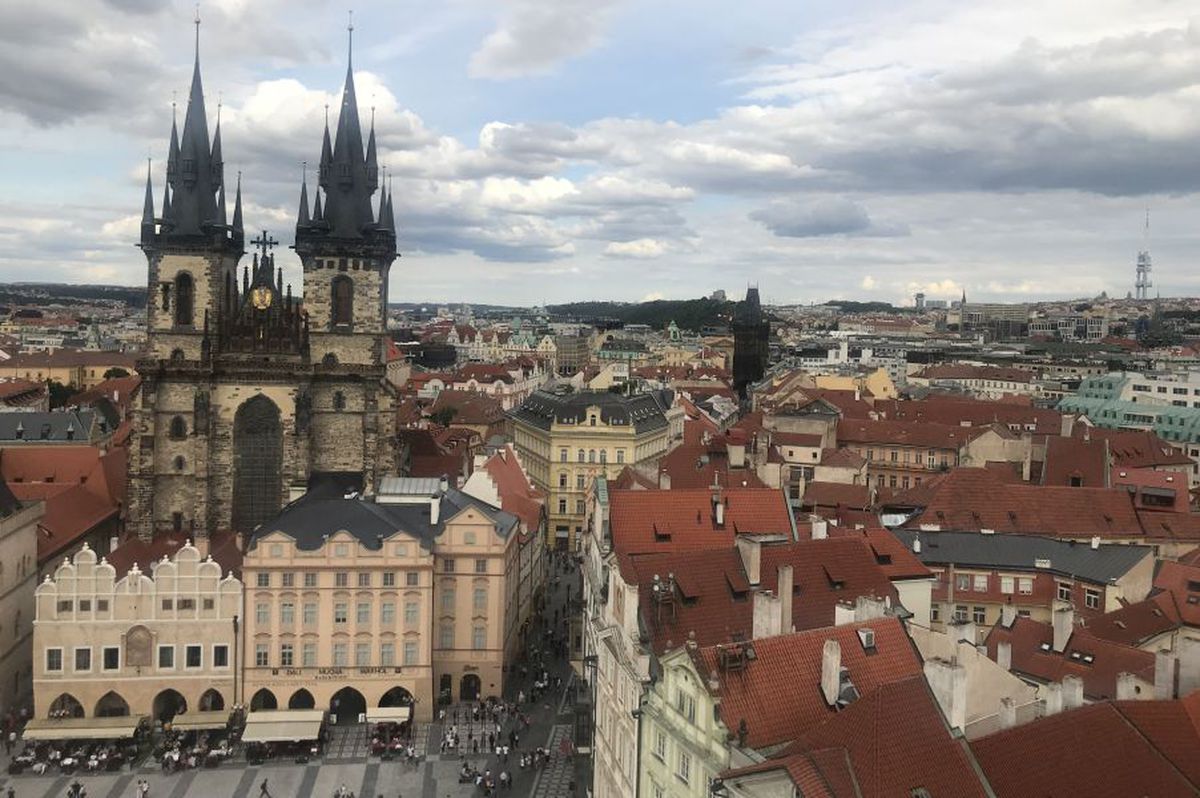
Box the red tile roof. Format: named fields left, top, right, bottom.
left=916, top=363, right=1035, bottom=383
left=656, top=443, right=766, bottom=490
left=984, top=615, right=1156, bottom=700
left=697, top=618, right=922, bottom=750
left=1152, top=560, right=1200, bottom=628
left=875, top=396, right=1061, bottom=434
left=68, top=375, right=142, bottom=416
left=819, top=448, right=865, bottom=470
left=1135, top=510, right=1200, bottom=543
left=1113, top=693, right=1200, bottom=788
left=771, top=431, right=824, bottom=448
left=829, top=527, right=933, bottom=581
left=608, top=487, right=792, bottom=555
left=1041, top=435, right=1109, bottom=487
left=479, top=444, right=544, bottom=532
left=802, top=481, right=871, bottom=510
left=1074, top=426, right=1194, bottom=468
left=723, top=747, right=857, bottom=798
left=837, top=418, right=980, bottom=451
left=105, top=530, right=242, bottom=579
left=1084, top=592, right=1181, bottom=647
left=429, top=389, right=506, bottom=426
left=971, top=701, right=1199, bottom=798
left=610, top=466, right=658, bottom=491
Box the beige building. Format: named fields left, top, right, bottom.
left=0, top=489, right=42, bottom=718
left=33, top=542, right=242, bottom=722
left=240, top=478, right=522, bottom=722
left=509, top=389, right=682, bottom=550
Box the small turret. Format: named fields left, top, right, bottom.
left=140, top=159, right=155, bottom=244
left=297, top=163, right=311, bottom=226
left=231, top=172, right=244, bottom=243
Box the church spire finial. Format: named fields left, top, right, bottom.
left=194, top=3, right=201, bottom=64
left=347, top=9, right=354, bottom=68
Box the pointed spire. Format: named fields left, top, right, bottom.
left=141, top=159, right=156, bottom=241
left=365, top=106, right=378, bottom=192
left=210, top=101, right=224, bottom=191
left=313, top=188, right=323, bottom=222
left=297, top=162, right=310, bottom=225
left=386, top=173, right=395, bottom=233
left=277, top=264, right=283, bottom=291
left=166, top=101, right=180, bottom=183
left=161, top=179, right=172, bottom=223
left=319, top=105, right=332, bottom=187
left=217, top=182, right=227, bottom=226
left=169, top=8, right=217, bottom=235
left=231, top=171, right=243, bottom=237
left=377, top=165, right=387, bottom=224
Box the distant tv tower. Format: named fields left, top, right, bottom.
left=1135, top=209, right=1152, bottom=301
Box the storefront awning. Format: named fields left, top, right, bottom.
left=241, top=709, right=325, bottom=744
left=23, top=715, right=147, bottom=741
left=168, top=711, right=232, bottom=732
left=365, top=706, right=412, bottom=724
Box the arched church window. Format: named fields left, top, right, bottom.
left=322, top=353, right=339, bottom=367
left=168, top=416, right=187, bottom=440
left=170, top=349, right=185, bottom=363
left=333, top=391, right=346, bottom=411
left=331, top=276, right=353, bottom=327
left=174, top=273, right=194, bottom=327
left=173, top=455, right=186, bottom=472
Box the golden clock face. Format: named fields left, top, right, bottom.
left=250, top=286, right=273, bottom=310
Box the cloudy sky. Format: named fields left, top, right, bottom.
left=3, top=0, right=1200, bottom=306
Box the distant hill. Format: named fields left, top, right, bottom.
left=548, top=298, right=736, bottom=331
left=822, top=300, right=900, bottom=313
left=1, top=283, right=147, bottom=308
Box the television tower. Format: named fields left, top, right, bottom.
left=1135, top=209, right=1152, bottom=300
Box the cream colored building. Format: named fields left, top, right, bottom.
left=0, top=492, right=42, bottom=718
left=33, top=542, right=242, bottom=721
left=240, top=479, right=521, bottom=722
left=509, top=389, right=682, bottom=550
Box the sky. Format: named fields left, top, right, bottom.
left=2, top=0, right=1200, bottom=307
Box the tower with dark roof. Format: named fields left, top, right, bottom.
left=733, top=287, right=770, bottom=400
left=293, top=22, right=397, bottom=368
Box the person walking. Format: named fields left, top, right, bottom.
left=258, top=777, right=272, bottom=798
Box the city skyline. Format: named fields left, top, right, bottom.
left=3, top=0, right=1200, bottom=305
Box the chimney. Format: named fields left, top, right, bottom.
left=715, top=498, right=726, bottom=527
left=996, top=640, right=1012, bottom=672
left=811, top=519, right=828, bottom=540
left=1155, top=650, right=1177, bottom=700
left=1115, top=672, right=1138, bottom=701
left=821, top=639, right=841, bottom=707
left=1042, top=682, right=1063, bottom=716
left=999, top=697, right=1017, bottom=730
left=430, top=494, right=441, bottom=525
left=1060, top=414, right=1074, bottom=438
left=1090, top=535, right=1100, bottom=550
left=834, top=600, right=855, bottom=627
left=1000, top=604, right=1016, bottom=628
left=1062, top=675, right=1084, bottom=710
left=1052, top=606, right=1073, bottom=653
left=439, top=475, right=450, bottom=494
left=950, top=619, right=978, bottom=646
left=912, top=536, right=921, bottom=554
left=736, top=537, right=762, bottom=586
left=924, top=657, right=967, bottom=731
left=778, top=565, right=794, bottom=635
left=728, top=441, right=746, bottom=469
left=854, top=595, right=886, bottom=622
left=752, top=589, right=782, bottom=639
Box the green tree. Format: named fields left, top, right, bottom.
left=48, top=381, right=74, bottom=409
left=102, top=367, right=130, bottom=380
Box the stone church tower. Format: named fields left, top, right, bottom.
left=127, top=25, right=397, bottom=540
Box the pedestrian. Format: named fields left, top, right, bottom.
left=259, top=777, right=272, bottom=798
left=3, top=729, right=11, bottom=755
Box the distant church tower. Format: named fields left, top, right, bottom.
left=128, top=19, right=396, bottom=540
left=732, top=287, right=769, bottom=400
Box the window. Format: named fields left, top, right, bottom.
left=930, top=604, right=941, bottom=623
left=72, top=647, right=92, bottom=672
left=1085, top=588, right=1101, bottom=610
left=441, top=588, right=456, bottom=612
left=303, top=602, right=317, bottom=626
left=158, top=646, right=175, bottom=669
left=331, top=275, right=353, bottom=327
left=174, top=272, right=194, bottom=326
left=653, top=728, right=667, bottom=761
left=955, top=574, right=970, bottom=591
left=333, top=643, right=347, bottom=667
left=355, top=643, right=370, bottom=666
left=185, top=645, right=202, bottom=668
left=162, top=599, right=174, bottom=611
left=474, top=559, right=487, bottom=574
left=589, top=450, right=596, bottom=463
left=358, top=572, right=371, bottom=588
left=304, top=573, right=318, bottom=588
left=335, top=572, right=349, bottom=587
left=559, top=473, right=568, bottom=488
left=169, top=415, right=187, bottom=439
left=577, top=449, right=586, bottom=463
left=256, top=603, right=269, bottom=625
left=97, top=599, right=109, bottom=613
left=256, top=573, right=270, bottom=588
left=1000, top=576, right=1014, bottom=594
left=1057, top=582, right=1072, bottom=602
left=282, top=573, right=295, bottom=588
left=676, top=751, right=691, bottom=785
left=576, top=499, right=585, bottom=515
left=973, top=574, right=988, bottom=592
left=382, top=572, right=396, bottom=587
left=46, top=648, right=63, bottom=672
left=473, top=626, right=486, bottom=650
left=406, top=572, right=419, bottom=587
left=1018, top=578, right=1033, bottom=595
left=953, top=605, right=968, bottom=622
left=57, top=600, right=73, bottom=613
left=599, top=450, right=607, bottom=464
left=616, top=450, right=625, bottom=464
left=302, top=643, right=317, bottom=667
left=280, top=643, right=294, bottom=667
left=334, top=603, right=348, bottom=624
left=404, top=641, right=418, bottom=665
left=213, top=645, right=229, bottom=668
left=357, top=603, right=371, bottom=624
left=439, top=623, right=454, bottom=648
left=333, top=391, right=346, bottom=411
left=973, top=606, right=986, bottom=624
left=280, top=602, right=295, bottom=626
left=444, top=559, right=456, bottom=573
left=675, top=689, right=696, bottom=723
left=474, top=587, right=488, bottom=612
left=576, top=474, right=586, bottom=489
left=380, top=642, right=395, bottom=666
left=559, top=448, right=568, bottom=463
left=381, top=602, right=395, bottom=625
left=405, top=601, right=419, bottom=626
left=558, top=499, right=567, bottom=514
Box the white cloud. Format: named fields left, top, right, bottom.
left=604, top=239, right=670, bottom=259
left=860, top=275, right=877, bottom=290
left=469, top=0, right=625, bottom=79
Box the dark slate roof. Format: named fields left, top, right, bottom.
left=0, top=411, right=103, bottom=442
left=509, top=389, right=673, bottom=433
left=889, top=529, right=1151, bottom=584
left=247, top=487, right=518, bottom=553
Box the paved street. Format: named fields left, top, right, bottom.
left=0, top=552, right=589, bottom=798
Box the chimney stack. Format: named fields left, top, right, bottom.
left=778, top=565, right=794, bottom=635
left=1116, top=672, right=1138, bottom=701
left=715, top=498, right=726, bottom=527
left=854, top=595, right=886, bottom=622
left=924, top=657, right=967, bottom=731
left=1090, top=535, right=1100, bottom=550
left=430, top=494, right=441, bottom=525
left=1000, top=604, right=1016, bottom=628
left=996, top=640, right=1012, bottom=672
left=1052, top=606, right=1073, bottom=653
left=821, top=639, right=841, bottom=707
left=1155, top=650, right=1177, bottom=700
left=752, top=589, right=782, bottom=639
left=1042, top=682, right=1063, bottom=716
left=999, top=697, right=1017, bottom=730
left=1062, top=675, right=1084, bottom=710
left=950, top=619, right=978, bottom=646
left=736, top=537, right=762, bottom=586
left=811, top=519, right=828, bottom=540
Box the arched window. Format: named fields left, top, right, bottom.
left=599, top=450, right=607, bottom=464
left=174, top=273, right=194, bottom=327
left=331, top=275, right=353, bottom=327
left=588, top=449, right=596, bottom=463
left=577, top=449, right=585, bottom=463
left=168, top=415, right=187, bottom=440
left=333, top=391, right=346, bottom=411
left=173, top=455, right=186, bottom=472
left=170, top=348, right=185, bottom=363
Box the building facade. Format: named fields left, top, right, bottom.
left=127, top=31, right=396, bottom=540
left=33, top=542, right=242, bottom=721
left=733, top=288, right=769, bottom=400
left=509, top=389, right=681, bottom=551
left=0, top=490, right=41, bottom=719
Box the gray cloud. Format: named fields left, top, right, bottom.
left=750, top=197, right=909, bottom=238
left=468, top=0, right=625, bottom=80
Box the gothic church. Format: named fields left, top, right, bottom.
left=128, top=26, right=397, bottom=539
